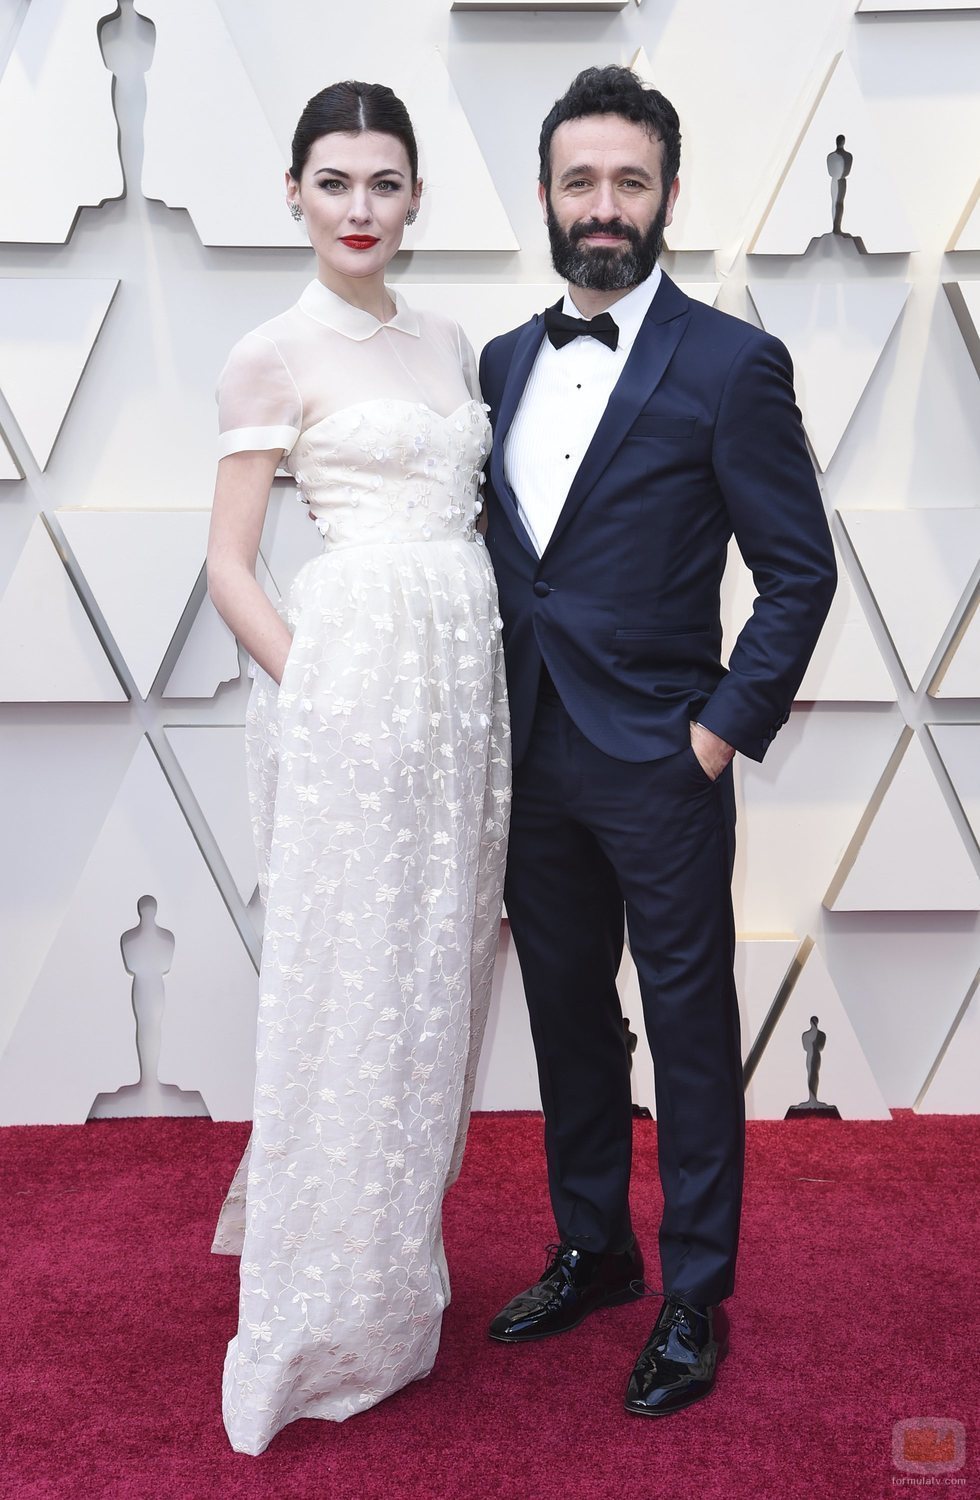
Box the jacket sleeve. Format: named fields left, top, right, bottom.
left=696, top=331, right=838, bottom=761
left=478, top=340, right=500, bottom=415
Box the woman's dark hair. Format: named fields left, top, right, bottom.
left=538, top=65, right=681, bottom=196
left=290, top=80, right=419, bottom=183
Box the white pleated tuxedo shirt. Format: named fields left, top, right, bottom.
left=503, top=265, right=662, bottom=556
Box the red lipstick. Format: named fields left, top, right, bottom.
left=340, top=235, right=379, bottom=250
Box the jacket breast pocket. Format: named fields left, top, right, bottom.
left=614, top=624, right=712, bottom=642
left=626, top=414, right=698, bottom=440
left=611, top=627, right=718, bottom=686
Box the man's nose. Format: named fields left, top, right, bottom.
left=590, top=182, right=619, bottom=222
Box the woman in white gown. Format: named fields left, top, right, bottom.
left=206, top=81, right=510, bottom=1457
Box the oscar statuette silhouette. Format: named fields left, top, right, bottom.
left=785, top=1015, right=842, bottom=1120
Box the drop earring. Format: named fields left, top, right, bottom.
left=289, top=202, right=303, bottom=222
left=404, top=207, right=418, bottom=227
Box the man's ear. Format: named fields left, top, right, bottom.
left=537, top=181, right=549, bottom=225
left=664, top=176, right=680, bottom=229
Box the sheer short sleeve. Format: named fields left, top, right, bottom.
left=216, top=332, right=302, bottom=460
left=455, top=323, right=482, bottom=403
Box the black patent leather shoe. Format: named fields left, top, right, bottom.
left=488, top=1240, right=644, bottom=1343
left=624, top=1294, right=729, bottom=1416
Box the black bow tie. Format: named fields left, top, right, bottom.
left=544, top=303, right=619, bottom=352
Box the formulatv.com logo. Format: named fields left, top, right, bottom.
left=892, top=1418, right=966, bottom=1481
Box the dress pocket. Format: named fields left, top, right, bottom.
left=275, top=630, right=301, bottom=715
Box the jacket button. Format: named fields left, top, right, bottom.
left=533, top=580, right=551, bottom=597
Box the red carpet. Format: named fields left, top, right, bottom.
left=2, top=1111, right=977, bottom=1500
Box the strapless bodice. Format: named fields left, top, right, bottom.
left=288, top=397, right=491, bottom=549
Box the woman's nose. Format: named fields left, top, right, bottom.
left=347, top=190, right=372, bottom=224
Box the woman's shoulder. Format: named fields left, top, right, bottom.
left=398, top=297, right=479, bottom=394
left=401, top=297, right=464, bottom=347
left=222, top=302, right=306, bottom=372
left=408, top=303, right=479, bottom=376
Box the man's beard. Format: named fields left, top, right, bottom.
left=546, top=196, right=668, bottom=291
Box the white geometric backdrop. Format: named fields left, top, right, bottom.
left=0, top=0, right=977, bottom=1124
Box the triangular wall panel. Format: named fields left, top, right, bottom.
left=859, top=0, right=978, bottom=10
left=136, top=6, right=518, bottom=251
left=943, top=282, right=980, bottom=380
left=630, top=48, right=721, bottom=251
left=746, top=942, right=891, bottom=1120
left=616, top=945, right=653, bottom=1115
left=161, top=594, right=241, bottom=698
left=0, top=517, right=126, bottom=702
left=0, top=427, right=22, bottom=480
left=928, top=725, right=980, bottom=854
left=736, top=937, right=804, bottom=1064
left=930, top=595, right=980, bottom=699
left=135, top=0, right=306, bottom=247
left=395, top=285, right=560, bottom=368
left=0, top=722, right=142, bottom=1060
left=164, top=726, right=256, bottom=903
left=472, top=921, right=540, bottom=1111
left=825, top=731, right=980, bottom=912
left=915, top=972, right=980, bottom=1115
left=722, top=536, right=895, bottom=700
left=401, top=283, right=720, bottom=373
left=748, top=281, right=908, bottom=471
left=840, top=508, right=980, bottom=690
left=0, top=738, right=258, bottom=1124
left=0, top=0, right=123, bottom=242
left=676, top=283, right=722, bottom=308
left=163, top=554, right=279, bottom=699
left=452, top=1, right=630, bottom=8
left=737, top=710, right=904, bottom=933
left=0, top=280, right=118, bottom=468
left=58, top=509, right=211, bottom=699
left=750, top=53, right=917, bottom=255
left=261, top=485, right=323, bottom=598
left=617, top=936, right=802, bottom=1121
left=399, top=52, right=519, bottom=251
left=949, top=183, right=980, bottom=252
left=796, top=557, right=897, bottom=700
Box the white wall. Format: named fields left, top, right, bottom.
left=0, top=0, right=978, bottom=1122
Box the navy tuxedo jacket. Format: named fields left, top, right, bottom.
left=479, top=273, right=837, bottom=768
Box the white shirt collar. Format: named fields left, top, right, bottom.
left=298, top=278, right=420, bottom=341
left=562, top=263, right=662, bottom=355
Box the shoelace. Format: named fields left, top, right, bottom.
left=629, top=1279, right=708, bottom=1321
left=542, top=1241, right=575, bottom=1277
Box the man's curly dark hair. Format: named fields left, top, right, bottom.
left=538, top=65, right=681, bottom=197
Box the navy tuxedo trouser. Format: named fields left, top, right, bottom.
left=503, top=679, right=745, bottom=1307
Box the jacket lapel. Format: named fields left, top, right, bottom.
left=488, top=310, right=553, bottom=559
left=542, top=275, right=692, bottom=559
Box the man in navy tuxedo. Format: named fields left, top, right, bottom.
left=480, top=66, right=836, bottom=1415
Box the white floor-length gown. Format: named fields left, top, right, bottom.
left=210, top=280, right=510, bottom=1456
